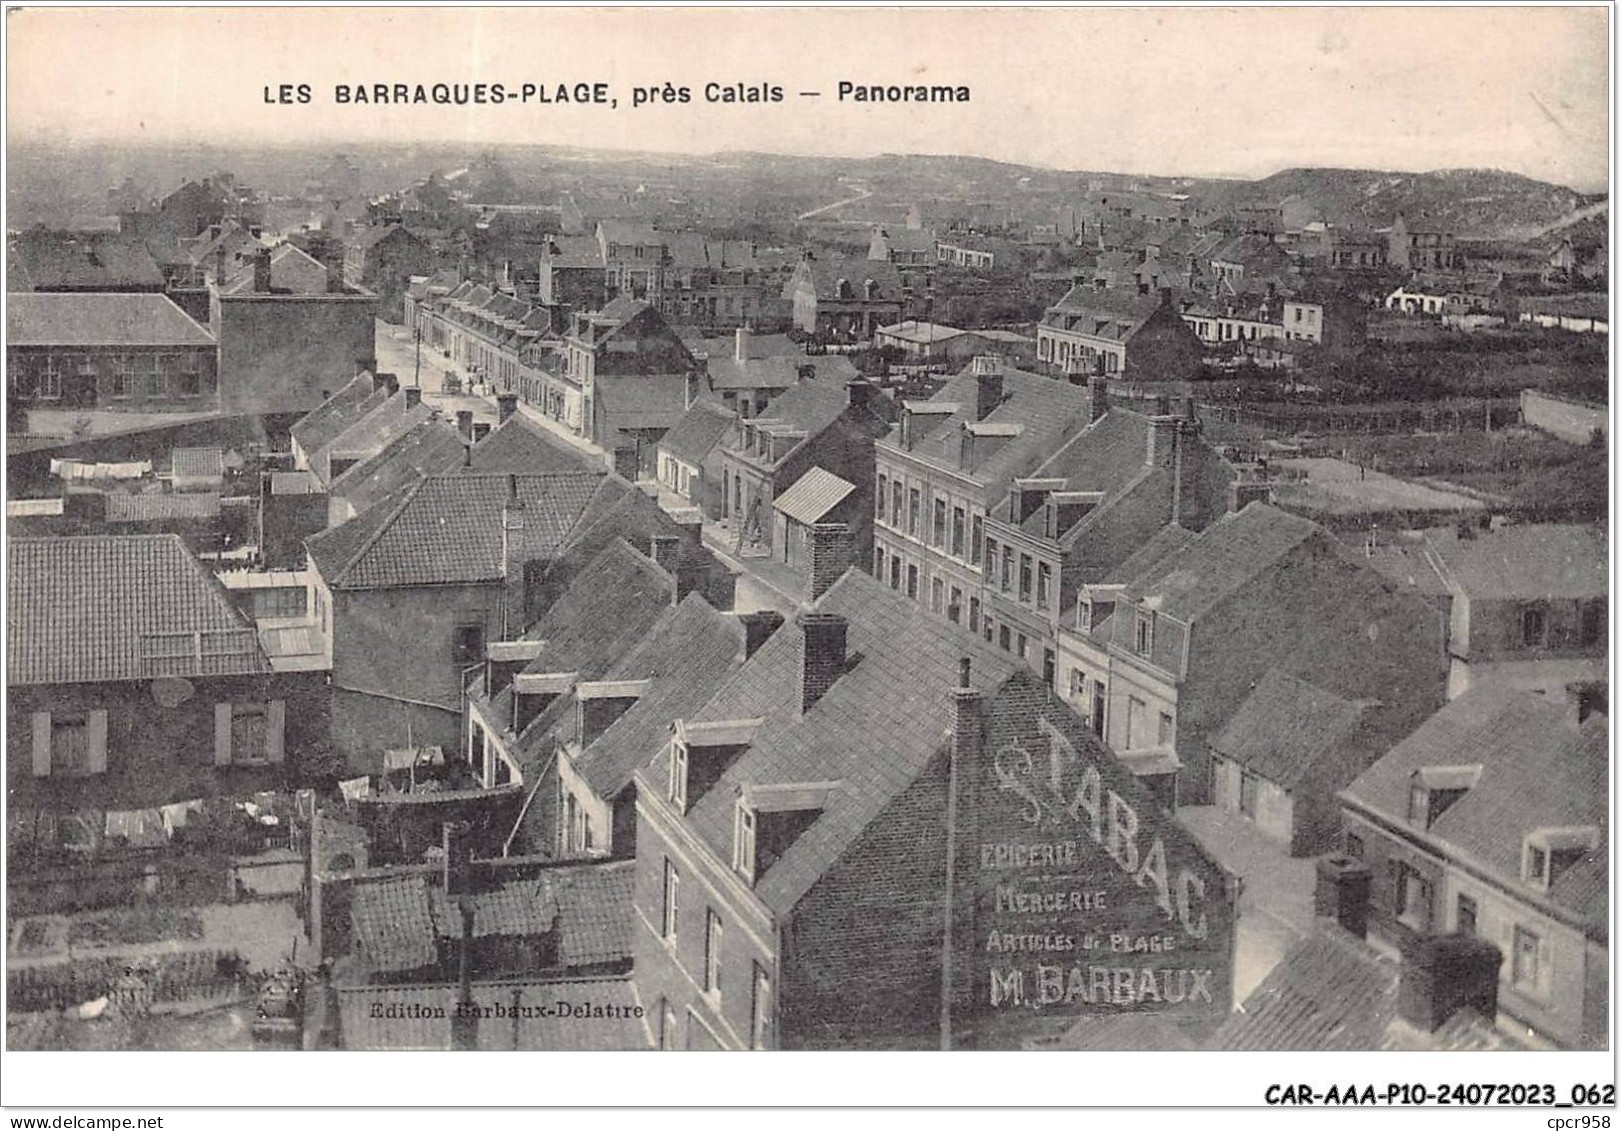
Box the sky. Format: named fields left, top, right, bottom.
left=5, top=6, right=1611, bottom=190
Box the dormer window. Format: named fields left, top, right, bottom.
left=1522, top=827, right=1598, bottom=889
left=667, top=738, right=689, bottom=810
left=1406, top=764, right=1482, bottom=830
left=733, top=802, right=757, bottom=879
left=1133, top=609, right=1154, bottom=656
left=732, top=782, right=836, bottom=885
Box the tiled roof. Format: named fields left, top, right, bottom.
left=171, top=447, right=224, bottom=478
left=465, top=415, right=595, bottom=475
left=883, top=364, right=1093, bottom=504
left=348, top=876, right=440, bottom=973
left=1424, top=523, right=1607, bottom=600
left=289, top=372, right=380, bottom=455
left=103, top=493, right=222, bottom=522
left=322, top=393, right=434, bottom=474
left=7, top=534, right=267, bottom=686
left=1121, top=502, right=1320, bottom=622
left=428, top=877, right=558, bottom=939
left=1210, top=927, right=1518, bottom=1051
left=328, top=419, right=468, bottom=514
left=7, top=293, right=214, bottom=348
left=658, top=402, right=737, bottom=467
left=552, top=860, right=636, bottom=966
left=307, top=470, right=608, bottom=590
left=337, top=976, right=645, bottom=1050
left=572, top=596, right=746, bottom=798
left=648, top=569, right=1025, bottom=916
left=1210, top=670, right=1369, bottom=789
left=1343, top=690, right=1607, bottom=923
left=773, top=466, right=856, bottom=525
left=10, top=231, right=165, bottom=290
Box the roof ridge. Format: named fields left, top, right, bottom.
left=331, top=475, right=433, bottom=587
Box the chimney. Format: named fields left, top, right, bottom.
left=806, top=523, right=856, bottom=601
left=1159, top=286, right=1174, bottom=309
left=1145, top=416, right=1179, bottom=469
left=496, top=393, right=518, bottom=423
left=735, top=325, right=751, bottom=361
left=1313, top=853, right=1371, bottom=939
left=650, top=534, right=682, bottom=577
left=442, top=820, right=476, bottom=896
left=1568, top=680, right=1608, bottom=725
left=253, top=247, right=272, bottom=293
left=1090, top=379, right=1110, bottom=423
left=739, top=610, right=785, bottom=660
left=950, top=656, right=988, bottom=769
left=1227, top=480, right=1273, bottom=513
left=381, top=373, right=400, bottom=397
left=457, top=410, right=474, bottom=442
left=214, top=244, right=226, bottom=285
left=685, top=369, right=700, bottom=411
left=974, top=369, right=1003, bottom=422
left=800, top=613, right=849, bottom=715
left=404, top=387, right=422, bottom=409
left=1397, top=935, right=1503, bottom=1034
left=846, top=379, right=874, bottom=412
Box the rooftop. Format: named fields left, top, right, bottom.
left=7, top=293, right=215, bottom=348
left=8, top=534, right=266, bottom=686
left=1120, top=502, right=1320, bottom=622
left=1424, top=523, right=1607, bottom=600
left=1210, top=670, right=1371, bottom=789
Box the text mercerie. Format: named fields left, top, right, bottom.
left=989, top=718, right=1211, bottom=940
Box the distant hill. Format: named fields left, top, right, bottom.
left=1187, top=166, right=1603, bottom=238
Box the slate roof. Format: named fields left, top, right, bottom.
left=685, top=332, right=799, bottom=362
left=1342, top=690, right=1607, bottom=923
left=1120, top=502, right=1320, bottom=622
left=1210, top=927, right=1520, bottom=1051
left=773, top=466, right=856, bottom=525
left=658, top=402, right=737, bottom=467
left=1210, top=670, right=1370, bottom=789
left=644, top=568, right=1024, bottom=917
left=9, top=231, right=165, bottom=290
left=306, top=470, right=607, bottom=589
left=594, top=375, right=691, bottom=433
left=1013, top=410, right=1160, bottom=534
left=1424, top=523, right=1607, bottom=600
left=218, top=243, right=328, bottom=295
left=1043, top=286, right=1163, bottom=341
left=328, top=419, right=468, bottom=515
left=7, top=293, right=215, bottom=348
left=571, top=596, right=746, bottom=799
left=323, top=393, right=433, bottom=469
left=1101, top=522, right=1198, bottom=584
left=882, top=364, right=1093, bottom=504
left=704, top=353, right=855, bottom=392
left=8, top=534, right=266, bottom=686
left=799, top=257, right=904, bottom=302
left=289, top=372, right=381, bottom=457
left=464, top=415, right=594, bottom=475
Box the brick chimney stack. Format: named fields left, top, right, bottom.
left=800, top=613, right=849, bottom=715
left=1397, top=935, right=1503, bottom=1033
left=1313, top=853, right=1372, bottom=939
left=496, top=393, right=518, bottom=423
left=253, top=247, right=273, bottom=294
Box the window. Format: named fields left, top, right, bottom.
left=750, top=964, right=772, bottom=1050
left=874, top=546, right=885, bottom=579
left=948, top=586, right=963, bottom=624
left=1511, top=926, right=1541, bottom=990
left=876, top=474, right=888, bottom=523
left=968, top=597, right=980, bottom=633
left=951, top=507, right=966, bottom=557
left=1345, top=832, right=1364, bottom=859
left=1394, top=862, right=1432, bottom=931
left=891, top=480, right=903, bottom=527
left=231, top=703, right=269, bottom=762
left=179, top=352, right=202, bottom=396
left=1522, top=604, right=1548, bottom=648
left=1042, top=649, right=1056, bottom=687
left=932, top=499, right=947, bottom=547
left=931, top=578, right=944, bottom=613
left=452, top=622, right=485, bottom=664
left=1036, top=562, right=1052, bottom=610
left=1238, top=770, right=1259, bottom=816
left=998, top=625, right=1011, bottom=652
left=906, top=564, right=918, bottom=600
left=907, top=488, right=921, bottom=536
left=658, top=999, right=678, bottom=1050
left=1524, top=843, right=1548, bottom=885
left=889, top=556, right=901, bottom=590
left=40, top=355, right=62, bottom=398
left=704, top=910, right=724, bottom=995
left=1580, top=600, right=1605, bottom=647
left=984, top=540, right=998, bottom=583
left=1456, top=894, right=1478, bottom=937
left=661, top=858, right=680, bottom=940
left=49, top=714, right=91, bottom=776
left=668, top=741, right=689, bottom=810
left=1016, top=633, right=1028, bottom=660
left=1018, top=554, right=1033, bottom=603
left=1157, top=712, right=1175, bottom=746
left=970, top=515, right=983, bottom=566
left=733, top=803, right=756, bottom=878
left=1000, top=548, right=1013, bottom=592
left=110, top=356, right=132, bottom=398
left=1134, top=610, right=1154, bottom=656
left=148, top=354, right=166, bottom=397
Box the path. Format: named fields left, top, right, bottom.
left=798, top=185, right=874, bottom=221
